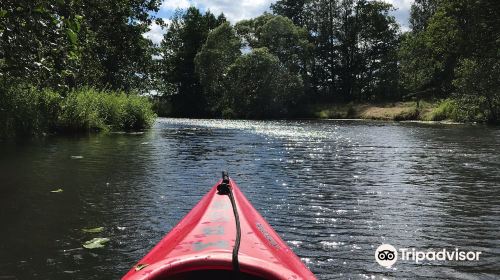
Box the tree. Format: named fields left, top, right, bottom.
left=409, top=0, right=438, bottom=33
left=271, top=0, right=400, bottom=101
left=399, top=6, right=461, bottom=98
left=453, top=57, right=500, bottom=122
left=195, top=16, right=308, bottom=119
left=0, top=0, right=162, bottom=92
left=223, top=48, right=303, bottom=118
left=451, top=0, right=500, bottom=122
left=355, top=1, right=400, bottom=100
left=330, top=0, right=400, bottom=101
left=74, top=0, right=162, bottom=92
left=0, top=0, right=78, bottom=90
left=294, top=0, right=338, bottom=98
left=398, top=32, right=436, bottom=95
left=398, top=0, right=500, bottom=124
left=271, top=0, right=311, bottom=26
left=235, top=13, right=313, bottom=105
left=195, top=22, right=241, bottom=116
left=158, top=7, right=225, bottom=117
left=235, top=14, right=312, bottom=75
left=399, top=0, right=498, bottom=98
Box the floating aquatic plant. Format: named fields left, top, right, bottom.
left=83, top=237, right=110, bottom=249
left=82, top=227, right=104, bottom=233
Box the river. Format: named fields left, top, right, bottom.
left=0, top=118, right=499, bottom=279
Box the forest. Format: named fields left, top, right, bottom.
left=1, top=0, right=499, bottom=137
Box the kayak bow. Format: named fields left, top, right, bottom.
left=123, top=173, right=316, bottom=280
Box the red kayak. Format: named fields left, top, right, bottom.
left=123, top=173, right=316, bottom=279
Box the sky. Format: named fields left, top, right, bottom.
left=144, top=0, right=414, bottom=44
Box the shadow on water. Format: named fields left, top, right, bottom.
left=0, top=119, right=499, bottom=279
left=0, top=133, right=158, bottom=279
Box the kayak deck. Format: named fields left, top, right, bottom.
left=123, top=178, right=315, bottom=279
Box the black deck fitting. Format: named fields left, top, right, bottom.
left=218, top=171, right=230, bottom=194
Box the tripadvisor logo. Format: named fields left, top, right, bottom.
left=375, top=244, right=398, bottom=267
left=375, top=244, right=482, bottom=268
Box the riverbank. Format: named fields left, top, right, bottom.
left=309, top=100, right=461, bottom=122
left=0, top=86, right=156, bottom=139
left=153, top=98, right=488, bottom=124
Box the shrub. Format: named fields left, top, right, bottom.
left=428, top=99, right=458, bottom=121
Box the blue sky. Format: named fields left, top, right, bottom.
left=145, top=0, right=413, bottom=44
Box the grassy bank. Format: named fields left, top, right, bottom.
left=0, top=85, right=156, bottom=138
left=310, top=100, right=463, bottom=122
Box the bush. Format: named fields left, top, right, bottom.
left=428, top=99, right=458, bottom=121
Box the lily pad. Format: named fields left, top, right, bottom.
left=83, top=237, right=110, bottom=249
left=82, top=227, right=104, bottom=233
left=50, top=188, right=63, bottom=193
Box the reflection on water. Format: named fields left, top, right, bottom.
left=0, top=118, right=499, bottom=279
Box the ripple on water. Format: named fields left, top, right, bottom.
left=0, top=119, right=498, bottom=279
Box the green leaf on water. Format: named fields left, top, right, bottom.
left=82, top=227, right=104, bottom=233
left=50, top=188, right=63, bottom=193
left=83, top=237, right=110, bottom=249
left=135, top=263, right=149, bottom=271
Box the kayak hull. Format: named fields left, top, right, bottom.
left=123, top=179, right=316, bottom=280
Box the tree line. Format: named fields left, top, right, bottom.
left=158, top=0, right=499, bottom=122
left=1, top=0, right=499, bottom=132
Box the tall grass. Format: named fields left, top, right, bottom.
left=428, top=99, right=458, bottom=121
left=0, top=84, right=61, bottom=137
left=60, top=88, right=156, bottom=132
left=0, top=85, right=156, bottom=138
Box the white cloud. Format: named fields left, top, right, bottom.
left=381, top=0, right=413, bottom=10
left=194, top=0, right=273, bottom=23
left=162, top=0, right=191, bottom=10
left=381, top=0, right=413, bottom=28
left=156, top=0, right=411, bottom=26
left=143, top=19, right=171, bottom=45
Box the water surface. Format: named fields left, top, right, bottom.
left=0, top=118, right=499, bottom=279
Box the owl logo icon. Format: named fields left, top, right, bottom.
left=375, top=244, right=398, bottom=267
